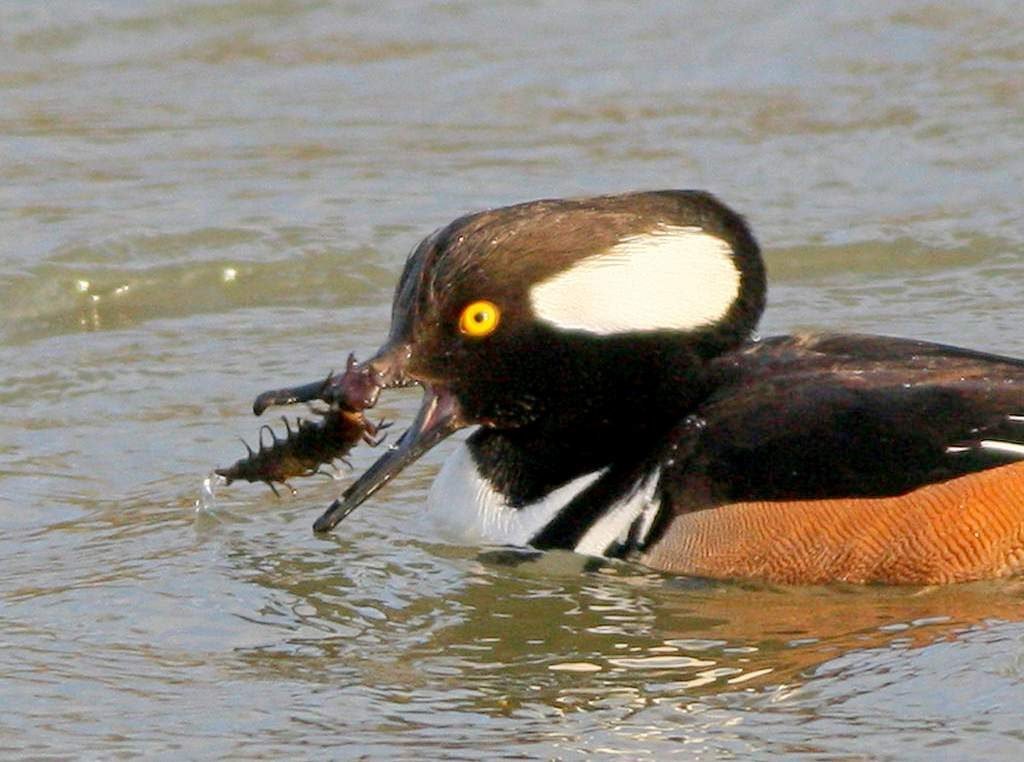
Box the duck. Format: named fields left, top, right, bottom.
left=309, top=190, right=1024, bottom=585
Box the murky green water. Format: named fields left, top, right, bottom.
left=3, top=1, right=1024, bottom=758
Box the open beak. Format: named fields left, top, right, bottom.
left=313, top=383, right=465, bottom=532
left=247, top=341, right=469, bottom=532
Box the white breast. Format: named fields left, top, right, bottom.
left=426, top=436, right=662, bottom=556
left=426, top=439, right=604, bottom=546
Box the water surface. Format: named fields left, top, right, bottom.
left=3, top=1, right=1024, bottom=758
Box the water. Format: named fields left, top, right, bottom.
left=3, top=1, right=1024, bottom=757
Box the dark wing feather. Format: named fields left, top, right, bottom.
left=661, top=334, right=1024, bottom=511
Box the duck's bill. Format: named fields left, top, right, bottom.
left=251, top=353, right=382, bottom=415
left=313, top=385, right=465, bottom=533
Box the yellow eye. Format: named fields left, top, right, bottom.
left=458, top=300, right=501, bottom=337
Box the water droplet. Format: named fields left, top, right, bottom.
left=195, top=471, right=227, bottom=513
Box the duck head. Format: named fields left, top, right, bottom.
left=313, top=190, right=765, bottom=532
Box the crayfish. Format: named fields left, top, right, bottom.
left=216, top=354, right=388, bottom=495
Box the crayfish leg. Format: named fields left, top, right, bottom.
left=258, top=424, right=280, bottom=450
left=363, top=418, right=392, bottom=447
left=281, top=416, right=295, bottom=437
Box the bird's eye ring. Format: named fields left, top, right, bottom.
left=458, top=300, right=501, bottom=338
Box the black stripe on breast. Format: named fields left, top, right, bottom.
left=530, top=463, right=662, bottom=554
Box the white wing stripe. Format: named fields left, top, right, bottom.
left=979, top=440, right=1024, bottom=457
left=573, top=470, right=661, bottom=557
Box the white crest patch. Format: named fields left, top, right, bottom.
left=529, top=225, right=741, bottom=335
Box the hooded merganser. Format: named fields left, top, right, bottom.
left=306, top=190, right=1024, bottom=585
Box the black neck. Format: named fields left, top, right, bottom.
left=466, top=360, right=715, bottom=507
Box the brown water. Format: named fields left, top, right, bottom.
left=3, top=2, right=1024, bottom=758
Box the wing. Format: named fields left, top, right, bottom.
left=660, top=333, right=1024, bottom=510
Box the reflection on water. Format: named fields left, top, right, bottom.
left=221, top=540, right=1024, bottom=756
left=3, top=0, right=1024, bottom=757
